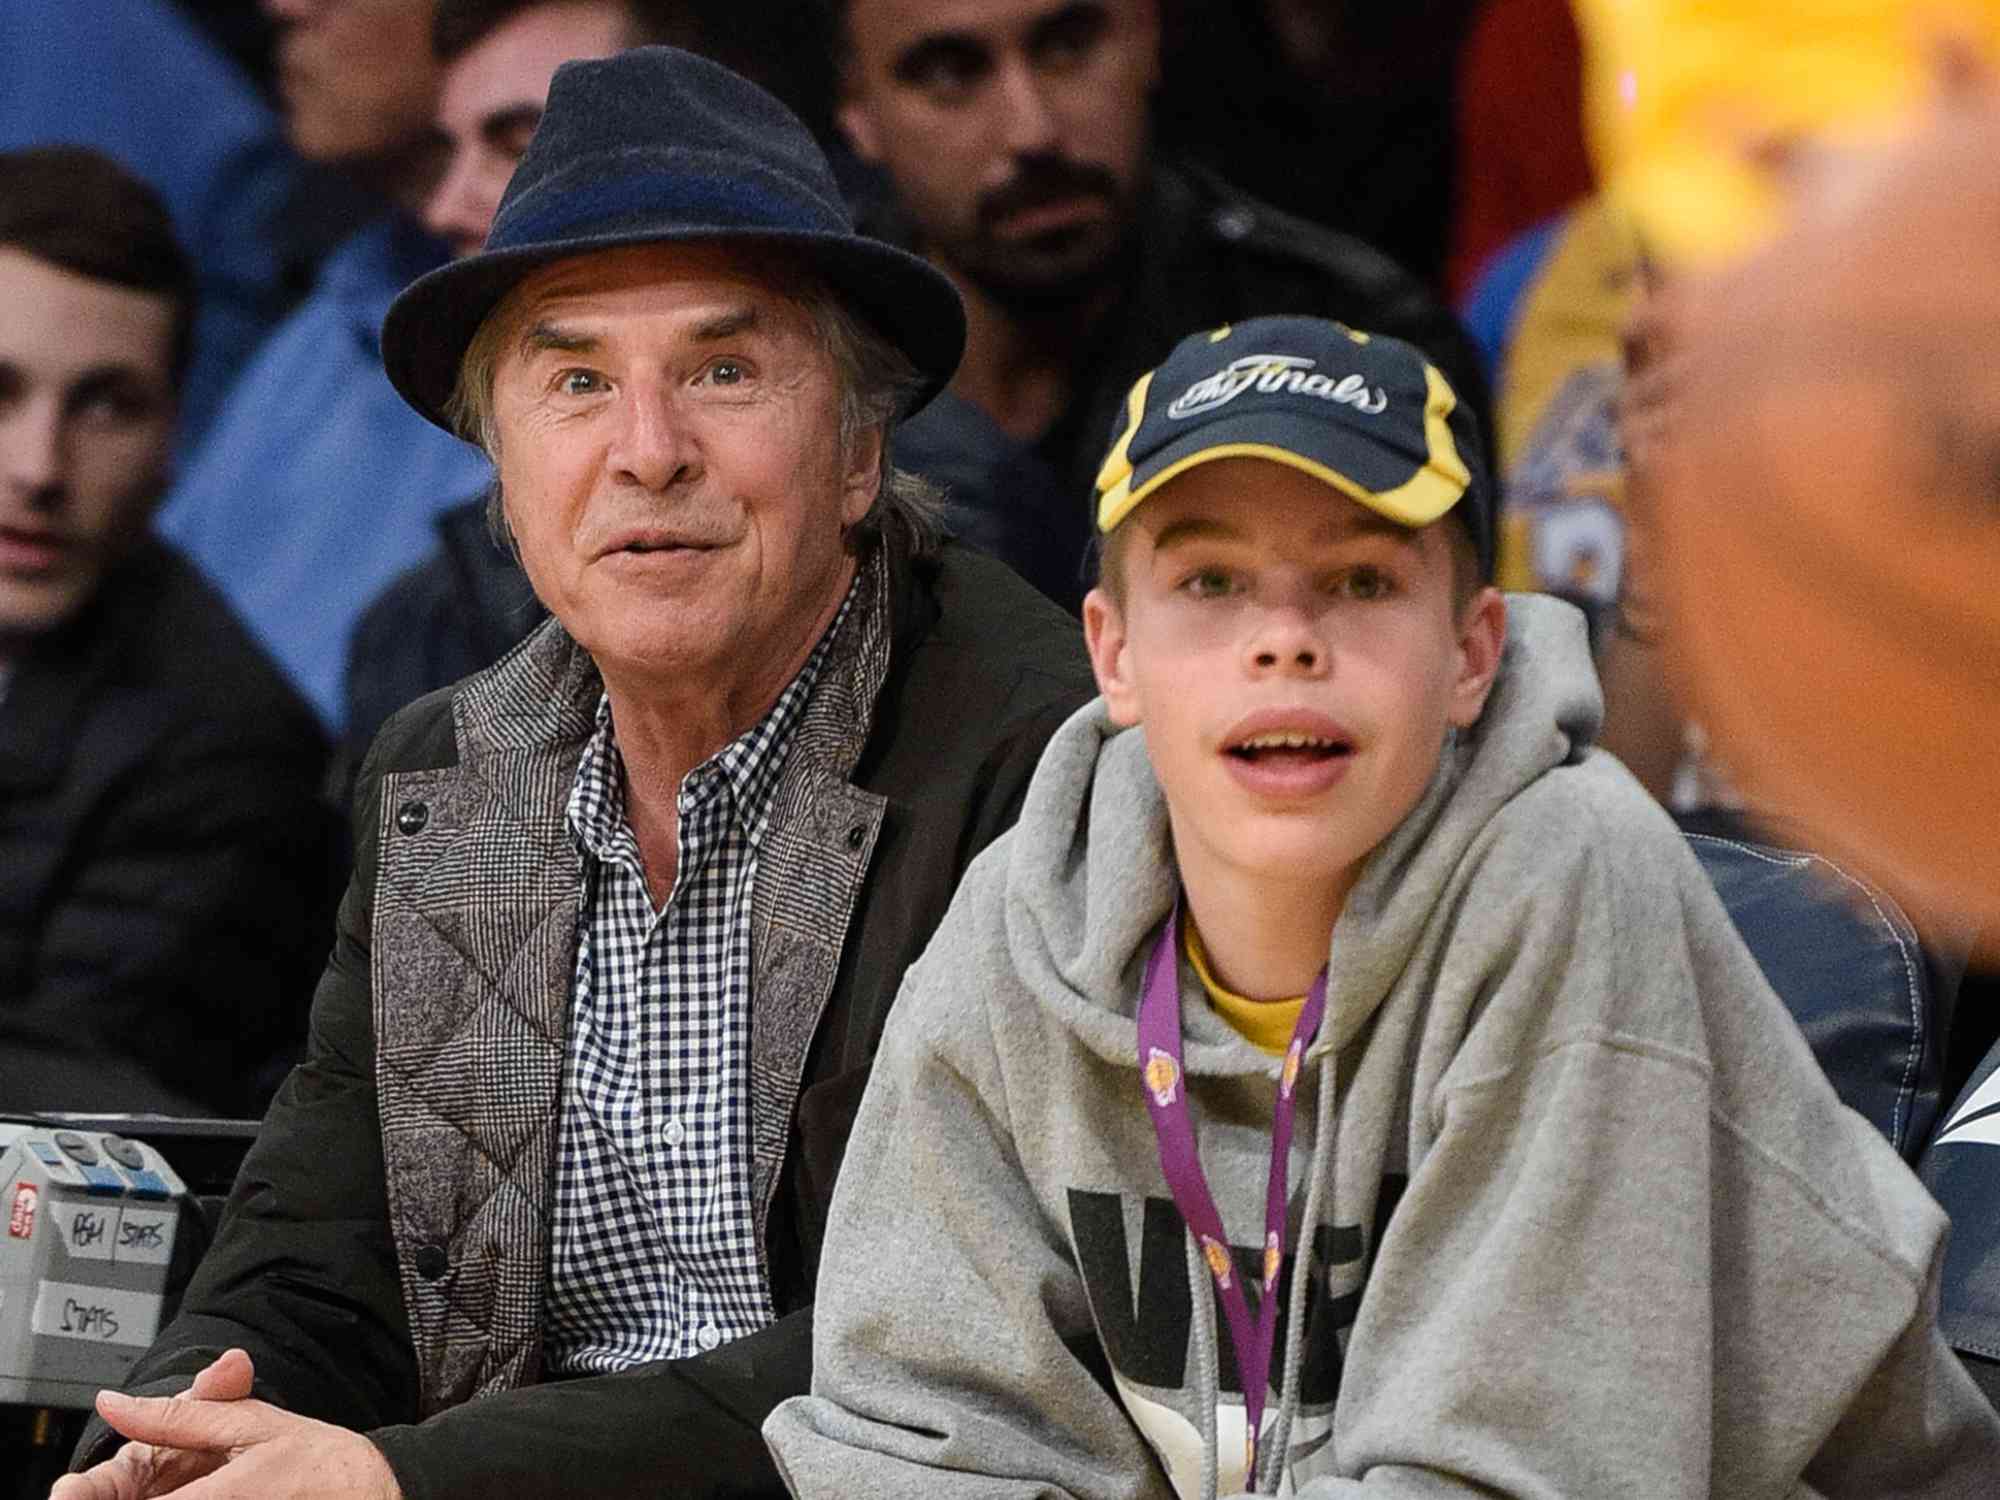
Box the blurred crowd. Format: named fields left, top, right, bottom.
left=5, top=0, right=2000, bottom=1493
left=0, top=0, right=1604, bottom=1117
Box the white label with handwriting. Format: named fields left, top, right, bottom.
left=30, top=1280, right=162, bottom=1349
left=113, top=1208, right=176, bottom=1266
left=55, top=1205, right=116, bottom=1261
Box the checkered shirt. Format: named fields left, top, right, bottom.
left=544, top=586, right=855, bottom=1374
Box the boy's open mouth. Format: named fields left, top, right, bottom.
left=1224, top=731, right=1353, bottom=767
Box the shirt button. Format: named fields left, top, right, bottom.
left=697, top=1321, right=721, bottom=1351
left=659, top=1116, right=686, bottom=1150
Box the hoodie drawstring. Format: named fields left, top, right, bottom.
left=1257, top=1049, right=1339, bottom=1492
left=1185, top=1229, right=1223, bottom=1500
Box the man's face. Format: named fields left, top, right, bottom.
left=489, top=243, right=879, bottom=694
left=423, top=1, right=630, bottom=259
left=1084, top=459, right=1503, bottom=908
left=265, top=0, right=441, bottom=164
left=838, top=0, right=1158, bottom=301
left=0, top=249, right=176, bottom=644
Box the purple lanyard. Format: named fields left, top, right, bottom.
left=1138, top=899, right=1327, bottom=1487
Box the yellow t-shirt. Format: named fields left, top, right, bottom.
left=1184, top=921, right=1305, bottom=1058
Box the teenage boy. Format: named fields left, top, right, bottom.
left=764, top=317, right=2000, bottom=1497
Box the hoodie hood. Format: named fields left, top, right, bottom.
left=1001, top=592, right=1601, bottom=1072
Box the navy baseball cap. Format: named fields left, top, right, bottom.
left=1092, top=317, right=1494, bottom=577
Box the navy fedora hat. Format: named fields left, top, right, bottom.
left=382, top=46, right=965, bottom=433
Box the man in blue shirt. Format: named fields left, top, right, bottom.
left=154, top=0, right=494, bottom=733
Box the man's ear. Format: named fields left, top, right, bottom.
left=835, top=95, right=883, bottom=164
left=1447, top=586, right=1507, bottom=728
left=840, top=425, right=885, bottom=527
left=1083, top=586, right=1142, bottom=726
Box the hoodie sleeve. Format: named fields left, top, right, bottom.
left=764, top=937, right=1174, bottom=1500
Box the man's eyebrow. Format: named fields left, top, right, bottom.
left=518, top=320, right=597, bottom=358
left=690, top=306, right=759, bottom=342
left=478, top=103, right=544, bottom=148
left=892, top=33, right=990, bottom=85
left=515, top=306, right=761, bottom=359
left=69, top=364, right=162, bottom=398
left=1026, top=2, right=1109, bottom=53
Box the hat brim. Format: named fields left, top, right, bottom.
left=382, top=224, right=966, bottom=435
left=1100, top=411, right=1471, bottom=536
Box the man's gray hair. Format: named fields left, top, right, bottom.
left=444, top=252, right=945, bottom=556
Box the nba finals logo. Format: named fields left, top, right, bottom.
left=1166, top=353, right=1389, bottom=421
left=1145, top=1047, right=1180, bottom=1108
left=1202, top=1235, right=1234, bottom=1290
left=1263, top=1231, right=1282, bottom=1291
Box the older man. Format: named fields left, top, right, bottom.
left=61, top=47, right=1092, bottom=1500
left=338, top=0, right=711, bottom=783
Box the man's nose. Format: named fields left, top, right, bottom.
left=993, top=58, right=1062, bottom=156
left=606, top=383, right=694, bottom=491
left=2, top=400, right=66, bottom=507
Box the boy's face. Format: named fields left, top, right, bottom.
left=1083, top=457, right=1504, bottom=906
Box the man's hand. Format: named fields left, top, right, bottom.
left=50, top=1348, right=253, bottom=1500
left=49, top=1349, right=401, bottom=1500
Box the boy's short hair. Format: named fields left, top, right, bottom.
left=0, top=146, right=195, bottom=385
left=1092, top=317, right=1494, bottom=609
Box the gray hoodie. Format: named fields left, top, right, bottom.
left=765, top=596, right=1999, bottom=1498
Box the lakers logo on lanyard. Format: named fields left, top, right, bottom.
left=1138, top=898, right=1328, bottom=1490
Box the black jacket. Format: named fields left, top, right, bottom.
left=0, top=539, right=333, bottom=1116
left=337, top=493, right=543, bottom=799
left=77, top=536, right=1094, bottom=1498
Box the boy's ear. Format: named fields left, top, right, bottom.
left=1083, top=587, right=1142, bottom=726
left=1447, top=586, right=1508, bottom=728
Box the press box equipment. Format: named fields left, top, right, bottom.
left=0, top=1123, right=187, bottom=1408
